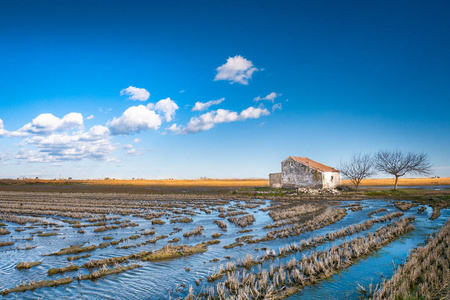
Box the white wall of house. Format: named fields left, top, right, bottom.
left=322, top=171, right=340, bottom=189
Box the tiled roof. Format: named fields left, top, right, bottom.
left=289, top=156, right=339, bottom=173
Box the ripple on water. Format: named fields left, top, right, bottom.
left=1, top=199, right=448, bottom=299
left=287, top=204, right=450, bottom=300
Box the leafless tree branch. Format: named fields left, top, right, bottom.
left=374, top=150, right=432, bottom=190
left=339, top=153, right=375, bottom=189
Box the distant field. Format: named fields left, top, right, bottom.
left=86, top=179, right=270, bottom=187
left=0, top=178, right=270, bottom=188
left=1, top=177, right=449, bottom=188
left=342, top=177, right=450, bottom=187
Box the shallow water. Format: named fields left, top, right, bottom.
left=0, top=198, right=448, bottom=299
left=288, top=202, right=450, bottom=299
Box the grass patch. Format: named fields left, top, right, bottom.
left=16, top=261, right=42, bottom=269
left=0, top=241, right=14, bottom=247
left=0, top=228, right=11, bottom=235
left=77, top=264, right=142, bottom=281
left=142, top=240, right=220, bottom=262
left=67, top=254, right=91, bottom=261
left=152, top=219, right=165, bottom=225
left=48, top=265, right=80, bottom=276
left=37, top=232, right=58, bottom=237
left=2, top=278, right=74, bottom=296
left=49, top=244, right=98, bottom=256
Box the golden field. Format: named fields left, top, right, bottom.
left=84, top=179, right=270, bottom=187
left=0, top=178, right=270, bottom=188
left=341, top=177, right=450, bottom=187
left=1, top=177, right=449, bottom=188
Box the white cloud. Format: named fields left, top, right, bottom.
left=179, top=90, right=185, bottom=93
left=11, top=113, right=83, bottom=136
left=239, top=106, right=270, bottom=120
left=170, top=106, right=269, bottom=134
left=167, top=123, right=182, bottom=134
left=214, top=55, right=258, bottom=85
left=148, top=98, right=179, bottom=122
left=0, top=152, right=9, bottom=164
left=192, top=97, right=225, bottom=111
left=79, top=125, right=110, bottom=141
left=108, top=105, right=162, bottom=135
left=99, top=107, right=112, bottom=114
left=127, top=148, right=142, bottom=156
left=108, top=98, right=179, bottom=135
left=123, top=143, right=142, bottom=156
left=120, top=86, right=150, bottom=101
left=0, top=118, right=8, bottom=136
left=16, top=125, right=114, bottom=163
left=87, top=115, right=94, bottom=120
left=254, top=92, right=281, bottom=103
left=132, top=138, right=141, bottom=143
left=272, top=103, right=282, bottom=111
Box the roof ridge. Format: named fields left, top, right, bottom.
left=289, top=156, right=339, bottom=173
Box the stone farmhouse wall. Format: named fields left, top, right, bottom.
left=269, top=173, right=282, bottom=188
left=281, top=157, right=323, bottom=188
left=269, top=157, right=341, bottom=189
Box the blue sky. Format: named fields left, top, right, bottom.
left=0, top=0, right=449, bottom=179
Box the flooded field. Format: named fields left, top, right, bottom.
left=0, top=191, right=448, bottom=299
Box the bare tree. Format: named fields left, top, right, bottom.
left=340, top=153, right=375, bottom=190
left=374, top=150, right=432, bottom=190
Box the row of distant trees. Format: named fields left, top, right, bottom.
left=339, top=150, right=432, bottom=190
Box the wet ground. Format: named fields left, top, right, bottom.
left=0, top=194, right=448, bottom=299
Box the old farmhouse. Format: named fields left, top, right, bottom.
left=269, top=156, right=340, bottom=189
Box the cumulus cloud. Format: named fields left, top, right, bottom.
left=108, top=105, right=162, bottom=135
left=109, top=98, right=179, bottom=135
left=127, top=148, right=142, bottom=156
left=272, top=103, right=282, bottom=111
left=254, top=92, right=281, bottom=103
left=11, top=113, right=83, bottom=136
left=16, top=125, right=114, bottom=163
left=192, top=97, right=225, bottom=111
left=167, top=123, right=182, bottom=133
left=120, top=86, right=150, bottom=101
left=148, top=98, right=179, bottom=122
left=170, top=106, right=269, bottom=134
left=0, top=118, right=8, bottom=136
left=240, top=106, right=271, bottom=120
left=214, top=55, right=258, bottom=85
left=87, top=115, right=94, bottom=120
left=79, top=125, right=110, bottom=141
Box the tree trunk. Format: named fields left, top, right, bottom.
left=355, top=179, right=361, bottom=190
left=394, top=175, right=399, bottom=190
